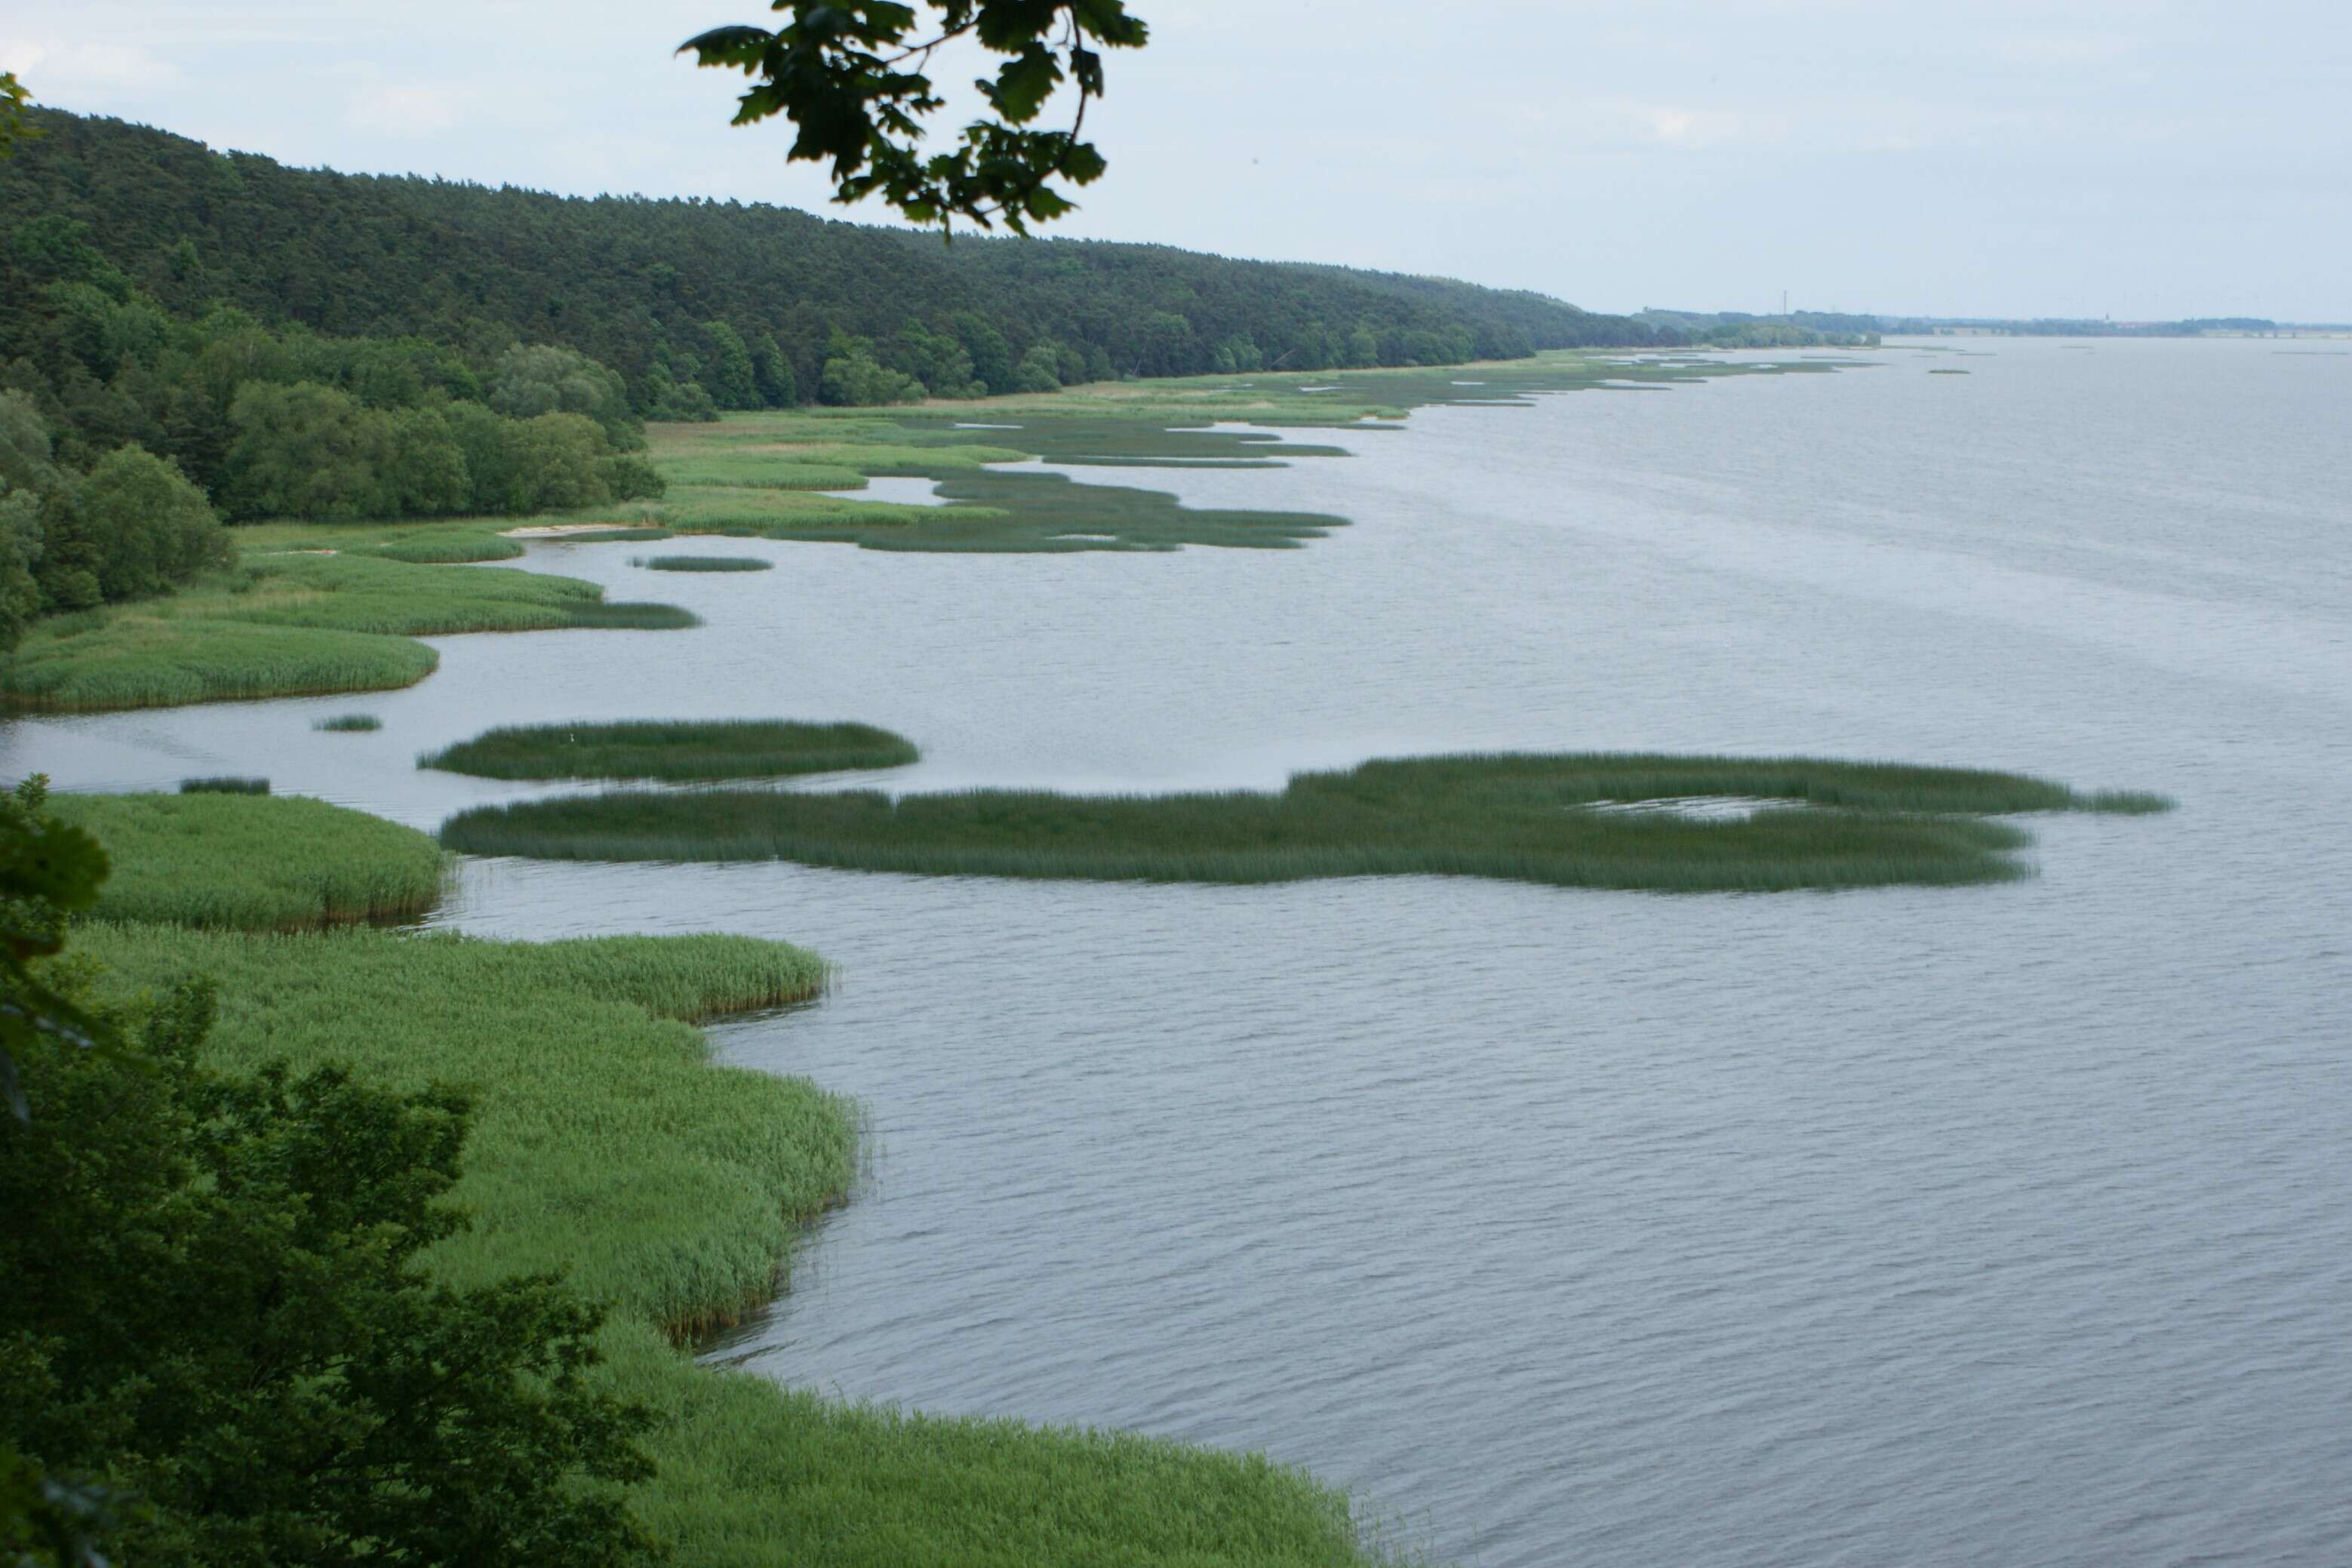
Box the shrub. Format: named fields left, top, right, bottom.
left=501, top=412, right=609, bottom=513
left=598, top=453, right=666, bottom=501
left=818, top=352, right=924, bottom=407
left=488, top=343, right=642, bottom=450
left=223, top=380, right=393, bottom=521
left=36, top=444, right=230, bottom=607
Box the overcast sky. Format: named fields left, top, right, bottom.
left=6, top=1, right=2345, bottom=321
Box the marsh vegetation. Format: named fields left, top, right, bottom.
left=634, top=553, right=773, bottom=571
left=0, top=551, right=693, bottom=712
left=440, top=752, right=2169, bottom=892
left=45, top=787, right=1391, bottom=1566
left=55, top=791, right=446, bottom=927
left=420, top=719, right=919, bottom=782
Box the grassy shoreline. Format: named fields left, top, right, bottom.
left=439, top=751, right=2169, bottom=893
left=55, top=789, right=1394, bottom=1565
left=1, top=549, right=696, bottom=713
left=565, top=349, right=1871, bottom=555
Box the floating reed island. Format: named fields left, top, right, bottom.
left=438, top=751, right=2171, bottom=893
left=631, top=553, right=773, bottom=572
left=420, top=718, right=920, bottom=782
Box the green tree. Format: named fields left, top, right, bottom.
left=223, top=381, right=394, bottom=521
left=501, top=411, right=610, bottom=512
left=445, top=400, right=521, bottom=512
left=0, top=489, right=42, bottom=650
left=383, top=407, right=474, bottom=515
left=487, top=344, right=642, bottom=449
left=642, top=370, right=721, bottom=423
left=950, top=311, right=1013, bottom=393
left=0, top=72, right=40, bottom=158
left=1138, top=309, right=1194, bottom=376
left=699, top=321, right=760, bottom=409
left=818, top=344, right=924, bottom=406
left=0, top=390, right=60, bottom=497
left=749, top=332, right=798, bottom=406
left=0, top=985, right=661, bottom=1566
left=888, top=321, right=978, bottom=397
left=597, top=452, right=666, bottom=501
left=683, top=1, right=1149, bottom=234
left=35, top=446, right=229, bottom=607
left=1010, top=342, right=1062, bottom=392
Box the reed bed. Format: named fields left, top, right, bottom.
left=313, top=712, right=383, bottom=731
left=366, top=530, right=527, bottom=562
left=2, top=552, right=694, bottom=711
left=177, top=776, right=269, bottom=795
left=1, top=614, right=440, bottom=711
left=59, top=792, right=447, bottom=927
left=551, top=526, right=675, bottom=543
left=650, top=485, right=961, bottom=532
left=646, top=470, right=1343, bottom=553
left=421, top=719, right=919, bottom=782
left=633, top=554, right=773, bottom=572
left=443, top=752, right=2169, bottom=891
left=77, top=912, right=1378, bottom=1563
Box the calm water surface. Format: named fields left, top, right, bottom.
left=9, top=340, right=2349, bottom=1565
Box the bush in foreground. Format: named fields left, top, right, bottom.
left=0, top=982, right=662, bottom=1566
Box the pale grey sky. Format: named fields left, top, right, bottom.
left=6, top=1, right=2345, bottom=321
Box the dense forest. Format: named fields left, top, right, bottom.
left=0, top=106, right=1715, bottom=638
left=1, top=109, right=1680, bottom=419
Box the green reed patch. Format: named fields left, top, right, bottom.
left=57, top=792, right=447, bottom=928
left=177, top=776, right=269, bottom=795
left=1, top=613, right=440, bottom=711
left=312, top=712, right=383, bottom=731
left=442, top=752, right=2170, bottom=892
left=422, top=719, right=918, bottom=782
left=633, top=554, right=774, bottom=572
left=2, top=551, right=695, bottom=712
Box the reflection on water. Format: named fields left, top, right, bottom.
left=7, top=341, right=2350, bottom=1566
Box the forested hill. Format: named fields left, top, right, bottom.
left=1, top=109, right=1670, bottom=404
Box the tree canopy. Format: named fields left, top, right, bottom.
left=684, top=0, right=1148, bottom=234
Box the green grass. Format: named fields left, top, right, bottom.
left=313, top=712, right=383, bottom=731
left=54, top=792, right=447, bottom=928
left=236, top=517, right=527, bottom=563
left=2, top=551, right=696, bottom=712
left=70, top=818, right=1392, bottom=1566
left=441, top=752, right=2171, bottom=892
left=177, top=776, right=269, bottom=795
left=1, top=613, right=441, bottom=710
left=634, top=555, right=774, bottom=572
left=420, top=720, right=919, bottom=782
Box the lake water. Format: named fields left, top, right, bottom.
left=9, top=339, right=2350, bottom=1565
